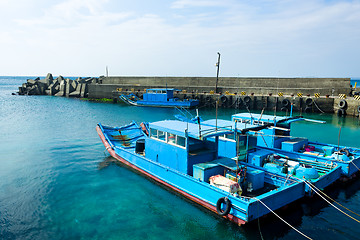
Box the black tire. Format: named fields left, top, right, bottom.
left=358, top=105, right=360, bottom=113
left=337, top=108, right=346, bottom=116
left=220, top=95, right=228, bottom=103
left=281, top=107, right=288, bottom=112
left=244, top=96, right=251, bottom=103
left=305, top=98, right=313, bottom=106
left=216, top=197, right=232, bottom=216
left=205, top=96, right=212, bottom=102
left=282, top=99, right=290, bottom=107
left=338, top=100, right=347, bottom=109
left=340, top=149, right=350, bottom=157
left=304, top=106, right=312, bottom=113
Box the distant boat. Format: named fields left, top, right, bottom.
left=96, top=119, right=306, bottom=225
left=119, top=88, right=199, bottom=108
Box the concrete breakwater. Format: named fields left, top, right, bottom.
left=16, top=74, right=360, bottom=117
left=89, top=76, right=360, bottom=117
left=18, top=73, right=99, bottom=97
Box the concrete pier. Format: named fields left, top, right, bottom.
left=87, top=76, right=359, bottom=117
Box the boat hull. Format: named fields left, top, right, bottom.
left=97, top=124, right=305, bottom=225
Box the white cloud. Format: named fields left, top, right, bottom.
left=0, top=0, right=359, bottom=77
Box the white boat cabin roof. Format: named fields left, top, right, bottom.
left=149, top=119, right=260, bottom=140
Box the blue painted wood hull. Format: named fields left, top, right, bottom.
left=97, top=123, right=305, bottom=224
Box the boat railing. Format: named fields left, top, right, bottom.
left=199, top=125, right=233, bottom=137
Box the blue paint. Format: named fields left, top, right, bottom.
left=98, top=119, right=306, bottom=224
left=120, top=88, right=199, bottom=108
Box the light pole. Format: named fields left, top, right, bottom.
left=215, top=52, right=221, bottom=93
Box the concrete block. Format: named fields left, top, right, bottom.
left=69, top=82, right=81, bottom=97
left=45, top=73, right=54, bottom=83
left=27, top=79, right=36, bottom=86
left=80, top=83, right=87, bottom=98
left=55, top=80, right=66, bottom=96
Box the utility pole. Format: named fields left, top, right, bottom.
left=215, top=52, right=221, bottom=93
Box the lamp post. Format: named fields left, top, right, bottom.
left=215, top=52, right=221, bottom=93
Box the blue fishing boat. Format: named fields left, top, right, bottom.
left=231, top=113, right=360, bottom=178
left=119, top=88, right=199, bottom=108
left=96, top=119, right=305, bottom=225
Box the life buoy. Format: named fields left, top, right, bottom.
left=338, top=100, right=347, bottom=109
left=304, top=106, right=312, bottom=113
left=340, top=149, right=351, bottom=157
left=305, top=98, right=313, bottom=106
left=220, top=95, right=228, bottom=103
left=337, top=108, right=346, bottom=116
left=216, top=197, right=232, bottom=216
left=244, top=96, right=251, bottom=103
left=282, top=99, right=290, bottom=107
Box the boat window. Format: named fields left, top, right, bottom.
left=176, top=136, right=186, bottom=147
left=161, top=90, right=166, bottom=94
left=147, top=90, right=155, bottom=93
left=158, top=130, right=166, bottom=141
left=167, top=133, right=176, bottom=144
left=224, top=133, right=235, bottom=140
left=150, top=128, right=157, bottom=138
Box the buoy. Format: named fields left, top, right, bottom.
left=244, top=96, right=251, bottom=103
left=338, top=100, right=347, bottom=109
left=337, top=108, right=346, bottom=117
left=282, top=99, right=290, bottom=107
left=220, top=95, right=228, bottom=103
left=305, top=98, right=313, bottom=106
left=304, top=106, right=312, bottom=113
left=216, top=197, right=232, bottom=216
left=281, top=107, right=288, bottom=112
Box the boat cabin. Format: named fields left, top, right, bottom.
left=143, top=88, right=177, bottom=102
left=146, top=120, right=231, bottom=175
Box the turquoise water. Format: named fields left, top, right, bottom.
left=1, top=77, right=360, bottom=239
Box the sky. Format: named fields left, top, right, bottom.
left=0, top=0, right=359, bottom=78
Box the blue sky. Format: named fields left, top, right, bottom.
left=0, top=0, right=359, bottom=77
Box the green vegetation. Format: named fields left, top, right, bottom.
left=80, top=98, right=113, bottom=103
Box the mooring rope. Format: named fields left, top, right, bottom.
left=254, top=197, right=312, bottom=240
left=351, top=161, right=360, bottom=172
left=257, top=202, right=265, bottom=240
left=313, top=100, right=325, bottom=113
left=304, top=181, right=360, bottom=223
left=305, top=180, right=360, bottom=218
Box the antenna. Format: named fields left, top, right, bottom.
left=106, top=66, right=109, bottom=77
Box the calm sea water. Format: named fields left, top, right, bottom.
left=1, top=76, right=360, bottom=240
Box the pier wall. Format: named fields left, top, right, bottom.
left=87, top=76, right=359, bottom=117
left=92, top=76, right=350, bottom=97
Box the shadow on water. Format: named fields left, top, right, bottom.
left=97, top=156, right=122, bottom=170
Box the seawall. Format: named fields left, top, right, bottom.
left=88, top=76, right=360, bottom=117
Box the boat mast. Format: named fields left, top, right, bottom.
left=215, top=52, right=221, bottom=93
